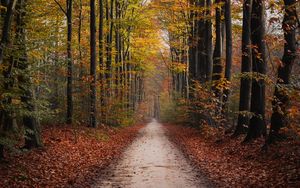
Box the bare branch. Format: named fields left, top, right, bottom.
left=53, top=0, right=67, bottom=16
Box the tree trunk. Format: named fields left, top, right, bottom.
left=0, top=0, right=17, bottom=64
left=105, top=0, right=114, bottom=104
left=99, top=0, right=105, bottom=123
left=234, top=0, right=252, bottom=136
left=196, top=0, right=206, bottom=82
left=223, top=0, right=232, bottom=110
left=245, top=0, right=267, bottom=141
left=188, top=0, right=196, bottom=80
left=212, top=0, right=223, bottom=97
left=115, top=0, right=121, bottom=98
left=16, top=0, right=43, bottom=149
left=0, top=0, right=18, bottom=156
left=269, top=0, right=297, bottom=142
left=78, top=0, right=83, bottom=78
left=66, top=0, right=73, bottom=125
left=90, top=0, right=97, bottom=128
left=205, top=0, right=213, bottom=82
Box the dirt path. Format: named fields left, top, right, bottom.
left=93, top=120, right=211, bottom=188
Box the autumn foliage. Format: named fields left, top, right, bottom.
left=0, top=125, right=143, bottom=187
left=166, top=124, right=300, bottom=187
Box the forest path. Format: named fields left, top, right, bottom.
left=93, top=120, right=211, bottom=188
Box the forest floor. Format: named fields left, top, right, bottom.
left=165, top=124, right=300, bottom=187
left=1, top=122, right=299, bottom=188
left=0, top=123, right=143, bottom=187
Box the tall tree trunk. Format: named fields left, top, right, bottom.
left=0, top=0, right=17, bottom=64
left=16, top=0, right=42, bottom=149
left=223, top=0, right=232, bottom=110
left=196, top=0, right=206, bottom=82
left=66, top=0, right=73, bottom=124
left=99, top=0, right=104, bottom=123
left=0, top=0, right=17, bottom=158
left=90, top=0, right=97, bottom=127
left=212, top=0, right=223, bottom=97
left=52, top=15, right=60, bottom=110
left=78, top=0, right=83, bottom=78
left=269, top=0, right=297, bottom=142
left=188, top=0, right=196, bottom=80
left=234, top=0, right=252, bottom=136
left=205, top=0, right=213, bottom=82
left=115, top=0, right=121, bottom=98
left=245, top=0, right=267, bottom=141
left=105, top=0, right=114, bottom=105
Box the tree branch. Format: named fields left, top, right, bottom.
left=53, top=0, right=67, bottom=16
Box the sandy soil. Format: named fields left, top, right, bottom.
left=93, top=120, right=211, bottom=188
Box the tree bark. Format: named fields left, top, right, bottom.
left=245, top=0, right=267, bottom=141
left=16, top=0, right=43, bottom=149
left=105, top=0, right=114, bottom=104
left=269, top=0, right=297, bottom=142
left=223, top=0, right=232, bottom=110
left=78, top=0, right=83, bottom=78
left=205, top=0, right=213, bottom=82
left=99, top=0, right=105, bottom=123
left=196, top=0, right=206, bottom=82
left=212, top=0, right=223, bottom=97
left=90, top=0, right=97, bottom=128
left=66, top=0, right=73, bottom=125
left=188, top=0, right=196, bottom=80
left=115, top=0, right=121, bottom=98
left=234, top=0, right=252, bottom=136
left=0, top=0, right=18, bottom=157
left=0, top=0, right=17, bottom=64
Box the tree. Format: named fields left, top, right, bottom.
left=212, top=0, right=223, bottom=97
left=245, top=0, right=267, bottom=141
left=234, top=0, right=252, bottom=136
left=269, top=0, right=298, bottom=142
left=90, top=0, right=97, bottom=127
left=223, top=0, right=232, bottom=110
left=0, top=0, right=18, bottom=158
left=188, top=0, right=196, bottom=80
left=196, top=0, right=206, bottom=82
left=205, top=0, right=213, bottom=82
left=105, top=0, right=114, bottom=101
left=99, top=0, right=105, bottom=122
left=0, top=0, right=17, bottom=64
left=66, top=0, right=73, bottom=125
left=16, top=0, right=43, bottom=149
left=54, top=0, right=73, bottom=124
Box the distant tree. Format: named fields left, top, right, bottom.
left=54, top=0, right=73, bottom=124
